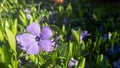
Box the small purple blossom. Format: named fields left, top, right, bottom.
left=68, top=58, right=78, bottom=68
left=80, top=30, right=90, bottom=43
left=108, top=44, right=119, bottom=55
left=62, top=18, right=68, bottom=25
left=24, top=8, right=30, bottom=13
left=26, top=14, right=32, bottom=20
left=16, top=22, right=53, bottom=54
left=113, top=58, right=120, bottom=68
left=51, top=35, right=60, bottom=50
left=102, top=34, right=108, bottom=41
left=24, top=8, right=31, bottom=20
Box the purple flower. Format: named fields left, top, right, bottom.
left=113, top=58, right=120, bottom=68
left=108, top=44, right=119, bottom=55
left=26, top=14, right=31, bottom=20
left=102, top=34, right=108, bottom=41
left=24, top=8, right=30, bottom=13
left=68, top=58, right=78, bottom=68
left=80, top=30, right=90, bottom=43
left=62, top=18, right=68, bottom=25
left=24, top=8, right=31, bottom=20
left=16, top=22, right=53, bottom=54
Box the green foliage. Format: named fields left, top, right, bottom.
left=5, top=28, right=16, bottom=52
left=0, top=0, right=120, bottom=68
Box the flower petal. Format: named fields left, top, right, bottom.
left=81, top=30, right=90, bottom=37
left=68, top=58, right=78, bottom=68
left=39, top=40, right=52, bottom=52
left=27, top=22, right=40, bottom=36
left=21, top=46, right=27, bottom=50
left=27, top=42, right=40, bottom=54
left=40, top=26, right=53, bottom=39
left=16, top=33, right=35, bottom=47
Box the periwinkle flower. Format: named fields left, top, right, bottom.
left=113, top=58, right=120, bottom=68
left=62, top=18, right=68, bottom=25
left=26, top=14, right=32, bottom=20
left=102, top=34, right=108, bottom=41
left=24, top=8, right=30, bottom=13
left=68, top=58, right=78, bottom=68
left=16, top=22, right=53, bottom=54
left=80, top=30, right=90, bottom=43
left=108, top=44, right=119, bottom=55
left=51, top=35, right=60, bottom=50
left=24, top=8, right=31, bottom=20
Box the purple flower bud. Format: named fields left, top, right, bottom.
left=62, top=18, right=68, bottom=25
left=80, top=30, right=90, bottom=43
left=26, top=14, right=31, bottom=20
left=24, top=8, right=31, bottom=20
left=68, top=58, right=78, bottom=68
left=24, top=8, right=30, bottom=13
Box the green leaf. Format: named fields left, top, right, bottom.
left=11, top=55, right=18, bottom=68
left=37, top=54, right=46, bottom=66
left=59, top=43, right=67, bottom=57
left=19, top=10, right=26, bottom=20
left=71, top=29, right=79, bottom=43
left=96, top=54, right=103, bottom=67
left=8, top=64, right=12, bottom=68
left=108, top=32, right=112, bottom=40
left=29, top=55, right=37, bottom=64
left=66, top=3, right=72, bottom=13
left=68, top=42, right=73, bottom=58
left=0, top=47, right=4, bottom=63
left=78, top=58, right=85, bottom=68
left=19, top=15, right=27, bottom=26
left=53, top=64, right=62, bottom=68
left=1, top=45, right=11, bottom=66
left=58, top=6, right=64, bottom=13
left=11, top=19, right=17, bottom=35
left=62, top=25, right=65, bottom=34
left=19, top=10, right=27, bottom=26
left=5, top=28, right=16, bottom=52
left=51, top=52, right=57, bottom=63
left=0, top=27, right=4, bottom=41
left=50, top=25, right=61, bottom=34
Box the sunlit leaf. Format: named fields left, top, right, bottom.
left=78, top=58, right=85, bottom=68
left=29, top=54, right=37, bottom=64
left=0, top=27, right=4, bottom=41
left=11, top=19, right=17, bottom=35
left=5, top=28, right=16, bottom=52
left=71, top=29, right=79, bottom=43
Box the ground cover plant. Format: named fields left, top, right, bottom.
left=0, top=0, right=120, bottom=68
